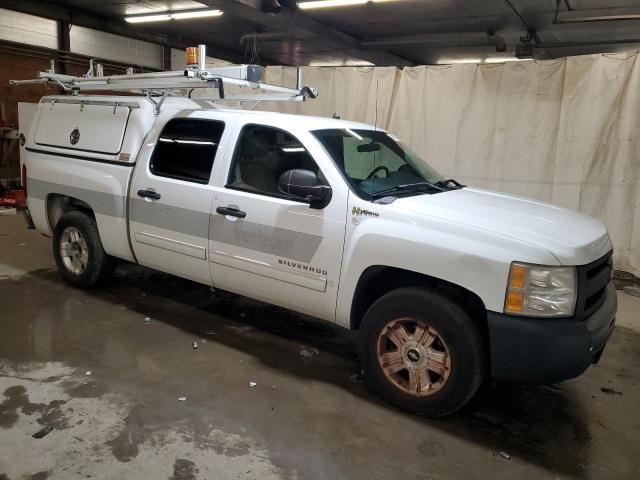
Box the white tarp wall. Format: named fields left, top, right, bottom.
left=261, top=53, right=640, bottom=274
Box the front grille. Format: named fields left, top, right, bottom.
left=575, top=251, right=613, bottom=321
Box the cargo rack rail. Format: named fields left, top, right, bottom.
left=10, top=44, right=317, bottom=115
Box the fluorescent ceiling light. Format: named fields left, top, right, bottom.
left=172, top=10, right=224, bottom=20
left=125, top=9, right=223, bottom=23
left=436, top=57, right=526, bottom=65
left=126, top=14, right=171, bottom=23
left=308, top=58, right=374, bottom=66
left=483, top=57, right=526, bottom=64
left=299, top=0, right=400, bottom=10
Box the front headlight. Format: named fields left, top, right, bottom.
left=504, top=263, right=577, bottom=317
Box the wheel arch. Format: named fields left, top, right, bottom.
left=46, top=193, right=95, bottom=232
left=350, top=266, right=489, bottom=350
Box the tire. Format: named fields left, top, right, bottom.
left=358, top=287, right=485, bottom=417
left=52, top=210, right=115, bottom=288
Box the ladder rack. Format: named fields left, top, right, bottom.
left=10, top=44, right=318, bottom=115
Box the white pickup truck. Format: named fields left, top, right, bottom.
left=22, top=94, right=617, bottom=416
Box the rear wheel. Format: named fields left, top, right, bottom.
left=53, top=211, right=115, bottom=287
left=358, top=287, right=485, bottom=417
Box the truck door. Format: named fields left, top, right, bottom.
left=129, top=115, right=228, bottom=285
left=209, top=121, right=347, bottom=322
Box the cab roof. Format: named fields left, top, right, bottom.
left=233, top=109, right=381, bottom=132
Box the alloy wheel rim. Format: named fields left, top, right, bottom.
left=60, top=226, right=89, bottom=275
left=376, top=317, right=451, bottom=396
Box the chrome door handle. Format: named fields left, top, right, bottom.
left=216, top=206, right=246, bottom=218
left=137, top=189, right=161, bottom=200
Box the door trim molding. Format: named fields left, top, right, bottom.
left=134, top=231, right=206, bottom=260
left=210, top=250, right=327, bottom=292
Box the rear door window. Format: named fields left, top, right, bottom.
left=150, top=118, right=225, bottom=184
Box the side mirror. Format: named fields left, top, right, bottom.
left=278, top=169, right=332, bottom=209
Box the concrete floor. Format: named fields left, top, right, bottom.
left=1, top=212, right=639, bottom=480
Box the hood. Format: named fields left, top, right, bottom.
left=392, top=187, right=611, bottom=265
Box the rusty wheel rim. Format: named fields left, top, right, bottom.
left=376, top=317, right=451, bottom=396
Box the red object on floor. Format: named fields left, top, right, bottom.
left=0, top=187, right=26, bottom=209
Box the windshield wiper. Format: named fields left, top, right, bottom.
left=371, top=181, right=444, bottom=199
left=433, top=178, right=465, bottom=189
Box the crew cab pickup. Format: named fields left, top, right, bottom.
left=23, top=95, right=617, bottom=416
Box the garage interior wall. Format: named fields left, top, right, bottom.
left=0, top=8, right=58, bottom=49
left=262, top=54, right=640, bottom=276
left=69, top=26, right=163, bottom=70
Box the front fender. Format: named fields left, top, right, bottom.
left=335, top=211, right=559, bottom=328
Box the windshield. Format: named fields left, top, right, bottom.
left=312, top=128, right=446, bottom=200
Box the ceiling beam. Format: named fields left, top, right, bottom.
left=555, top=6, right=640, bottom=24
left=362, top=32, right=498, bottom=49
left=201, top=0, right=414, bottom=66
left=541, top=38, right=640, bottom=48
left=0, top=0, right=249, bottom=64
left=503, top=0, right=553, bottom=59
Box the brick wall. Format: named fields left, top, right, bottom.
left=0, top=53, right=95, bottom=180
left=0, top=53, right=59, bottom=179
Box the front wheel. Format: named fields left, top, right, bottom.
left=358, top=287, right=485, bottom=417
left=53, top=211, right=115, bottom=288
